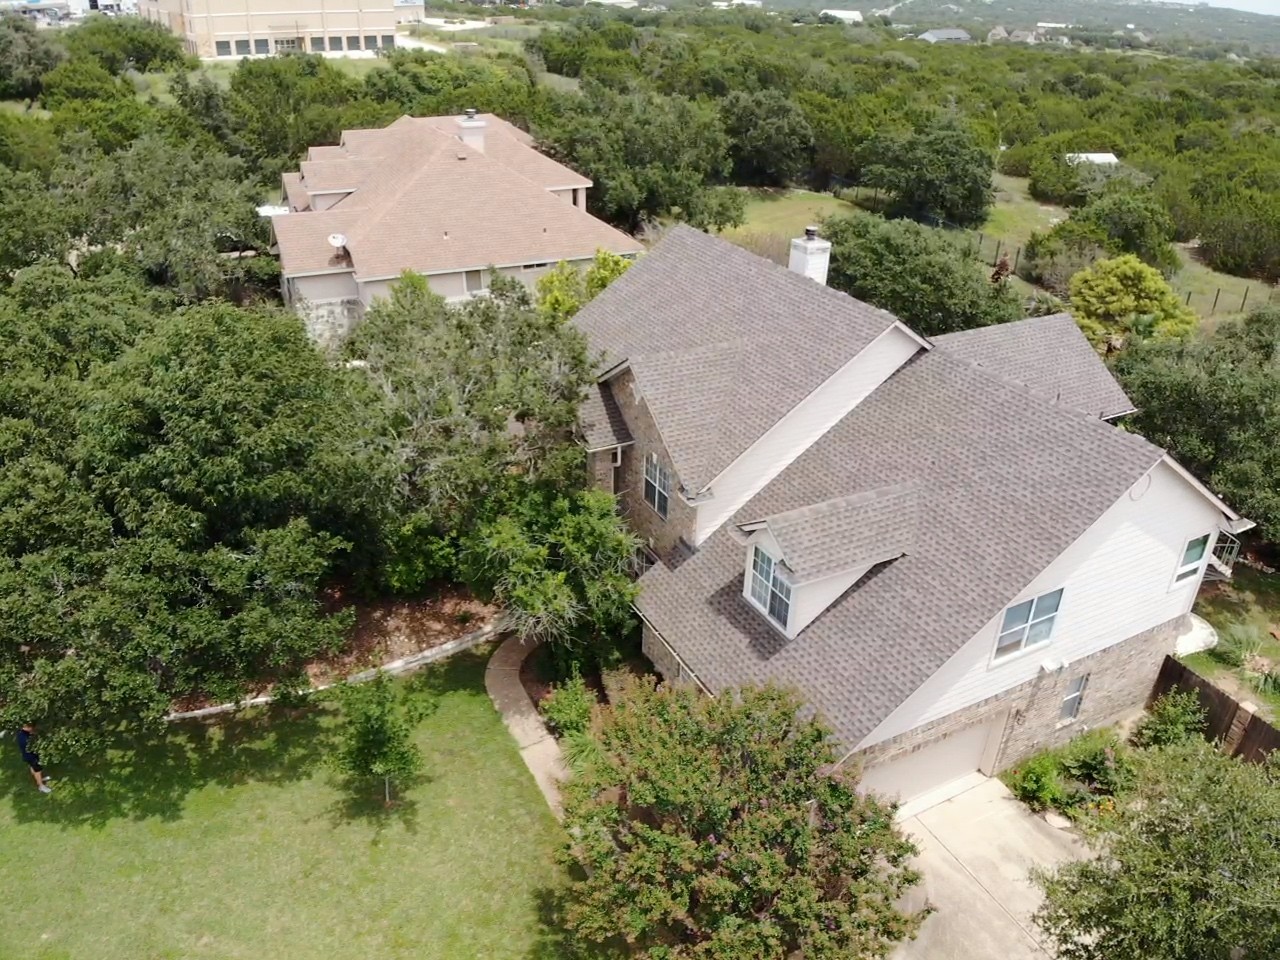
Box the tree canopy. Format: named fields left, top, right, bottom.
left=1113, top=306, right=1280, bottom=542
left=1035, top=740, right=1280, bottom=960
left=560, top=677, right=926, bottom=959
left=824, top=212, right=1020, bottom=335
left=1068, top=255, right=1197, bottom=349
left=0, top=271, right=383, bottom=758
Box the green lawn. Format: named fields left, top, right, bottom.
left=1185, top=567, right=1280, bottom=719
left=981, top=173, right=1066, bottom=250
left=724, top=188, right=859, bottom=239
left=0, top=648, right=572, bottom=960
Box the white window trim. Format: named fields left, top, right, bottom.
left=1171, top=533, right=1211, bottom=589
left=746, top=545, right=792, bottom=631
left=1059, top=674, right=1089, bottom=724
left=991, top=589, right=1064, bottom=664
left=643, top=452, right=672, bottom=519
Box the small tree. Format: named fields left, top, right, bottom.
left=535, top=248, right=634, bottom=324
left=1068, top=254, right=1196, bottom=350
left=1035, top=739, right=1280, bottom=960
left=560, top=678, right=926, bottom=959
left=331, top=672, right=427, bottom=806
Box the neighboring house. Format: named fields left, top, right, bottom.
left=272, top=111, right=643, bottom=346
left=575, top=225, right=1250, bottom=808
left=139, top=0, right=399, bottom=58
left=1066, top=152, right=1121, bottom=165
left=820, top=9, right=863, bottom=23
left=986, top=25, right=1008, bottom=41
left=917, top=27, right=970, bottom=43
left=1008, top=29, right=1038, bottom=43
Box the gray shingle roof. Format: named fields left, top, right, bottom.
left=933, top=314, right=1135, bottom=420
left=637, top=348, right=1164, bottom=749
left=746, top=482, right=921, bottom=584
left=579, top=382, right=632, bottom=451
left=574, top=225, right=902, bottom=492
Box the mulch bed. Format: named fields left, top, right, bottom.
left=518, top=643, right=654, bottom=712
left=310, top=583, right=496, bottom=686
left=169, top=584, right=497, bottom=712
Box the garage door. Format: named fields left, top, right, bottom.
left=859, top=718, right=1002, bottom=804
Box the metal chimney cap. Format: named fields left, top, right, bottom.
left=464, top=107, right=478, bottom=119
left=804, top=225, right=819, bottom=240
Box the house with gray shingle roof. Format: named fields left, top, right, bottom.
left=575, top=225, right=1250, bottom=809
left=272, top=110, right=642, bottom=347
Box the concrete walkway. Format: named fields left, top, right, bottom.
left=485, top=635, right=568, bottom=819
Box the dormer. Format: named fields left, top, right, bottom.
left=738, top=482, right=920, bottom=638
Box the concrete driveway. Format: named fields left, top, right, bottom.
left=894, top=778, right=1084, bottom=960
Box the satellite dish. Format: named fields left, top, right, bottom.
left=327, top=233, right=348, bottom=250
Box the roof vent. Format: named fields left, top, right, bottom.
left=465, top=107, right=477, bottom=120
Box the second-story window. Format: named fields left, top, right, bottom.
left=643, top=453, right=671, bottom=519
left=1174, top=534, right=1211, bottom=583
left=749, top=546, right=791, bottom=629
left=994, top=588, right=1063, bottom=660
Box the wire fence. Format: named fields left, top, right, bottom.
left=829, top=183, right=1279, bottom=319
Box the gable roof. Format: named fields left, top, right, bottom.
left=637, top=347, right=1166, bottom=749
left=575, top=225, right=904, bottom=492
left=579, top=382, right=632, bottom=452
left=742, top=482, right=920, bottom=584
left=272, top=114, right=641, bottom=279
left=933, top=313, right=1135, bottom=419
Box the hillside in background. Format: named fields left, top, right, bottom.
left=762, top=0, right=1280, bottom=55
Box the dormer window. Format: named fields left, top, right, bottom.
left=749, top=545, right=792, bottom=629
left=643, top=453, right=672, bottom=519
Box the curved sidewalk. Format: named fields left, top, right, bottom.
left=485, top=635, right=568, bottom=819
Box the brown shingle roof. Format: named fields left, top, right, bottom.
left=580, top=382, right=632, bottom=451
left=637, top=348, right=1164, bottom=749
left=933, top=313, right=1135, bottom=419
left=574, top=225, right=905, bottom=492
left=273, top=114, right=639, bottom=280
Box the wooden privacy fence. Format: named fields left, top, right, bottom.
left=1150, top=656, right=1280, bottom=764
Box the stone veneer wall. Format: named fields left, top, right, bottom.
left=300, top=299, right=363, bottom=350
left=853, top=614, right=1188, bottom=773
left=606, top=369, right=697, bottom=562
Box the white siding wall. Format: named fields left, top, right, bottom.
left=693, top=325, right=922, bottom=545
left=294, top=271, right=358, bottom=302
left=858, top=460, right=1225, bottom=748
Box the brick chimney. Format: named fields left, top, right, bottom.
left=788, top=225, right=831, bottom=285
left=457, top=107, right=486, bottom=154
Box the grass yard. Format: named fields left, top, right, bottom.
left=982, top=173, right=1066, bottom=250
left=724, top=187, right=859, bottom=239
left=0, top=648, right=572, bottom=960
left=1185, top=567, right=1280, bottom=719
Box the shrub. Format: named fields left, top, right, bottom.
left=1209, top=623, right=1266, bottom=668
left=1006, top=754, right=1069, bottom=811
left=1060, top=729, right=1135, bottom=795
left=540, top=669, right=595, bottom=736
left=1132, top=690, right=1208, bottom=748
left=560, top=728, right=606, bottom=775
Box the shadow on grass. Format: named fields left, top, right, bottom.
left=2, top=647, right=499, bottom=829
left=323, top=775, right=426, bottom=843
left=1, top=702, right=340, bottom=829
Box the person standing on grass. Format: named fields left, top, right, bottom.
left=16, top=723, right=51, bottom=794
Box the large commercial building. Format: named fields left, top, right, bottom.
left=138, top=0, right=400, bottom=59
